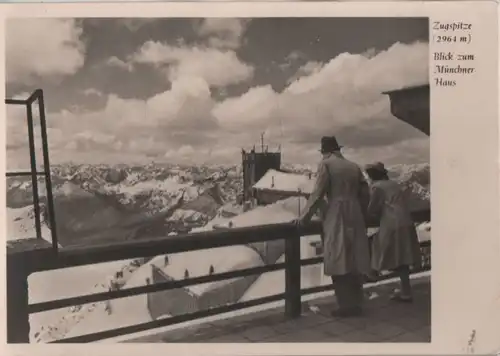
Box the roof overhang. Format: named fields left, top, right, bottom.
left=253, top=187, right=311, bottom=197
left=383, top=84, right=430, bottom=136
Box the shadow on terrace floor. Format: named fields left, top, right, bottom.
left=125, top=275, right=430, bottom=343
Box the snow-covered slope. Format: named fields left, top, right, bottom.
left=7, top=206, right=52, bottom=241
left=63, top=259, right=155, bottom=339
left=29, top=259, right=137, bottom=343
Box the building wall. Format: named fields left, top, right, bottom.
left=242, top=151, right=281, bottom=201
left=254, top=190, right=297, bottom=206
left=147, top=265, right=199, bottom=320
left=248, top=239, right=285, bottom=265
left=147, top=255, right=267, bottom=318
left=254, top=153, right=281, bottom=184
left=197, top=274, right=261, bottom=310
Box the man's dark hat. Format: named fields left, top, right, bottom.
left=365, top=162, right=388, bottom=174
left=320, top=136, right=343, bottom=153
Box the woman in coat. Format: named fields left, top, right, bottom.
left=365, top=162, right=421, bottom=302
left=296, top=136, right=371, bottom=317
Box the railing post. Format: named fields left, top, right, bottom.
left=35, top=89, right=59, bottom=251
left=7, top=238, right=53, bottom=343
left=7, top=254, right=30, bottom=343
left=284, top=230, right=301, bottom=318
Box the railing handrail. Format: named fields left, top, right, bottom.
left=29, top=261, right=289, bottom=314
left=29, top=239, right=431, bottom=315
left=16, top=208, right=430, bottom=274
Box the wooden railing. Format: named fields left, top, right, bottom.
left=6, top=209, right=430, bottom=344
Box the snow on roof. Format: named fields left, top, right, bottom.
left=240, top=255, right=286, bottom=301
left=61, top=245, right=263, bottom=340
left=240, top=234, right=327, bottom=302
left=252, top=169, right=315, bottom=195
left=193, top=196, right=307, bottom=231
left=154, top=246, right=264, bottom=295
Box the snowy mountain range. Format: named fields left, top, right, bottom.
left=7, top=162, right=429, bottom=246
left=7, top=163, right=242, bottom=245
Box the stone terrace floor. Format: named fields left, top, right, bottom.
left=125, top=275, right=430, bottom=343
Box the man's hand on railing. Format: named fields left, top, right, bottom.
left=292, top=217, right=308, bottom=229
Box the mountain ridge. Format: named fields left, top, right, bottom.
left=6, top=162, right=429, bottom=246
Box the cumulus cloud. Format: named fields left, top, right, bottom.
left=106, top=56, right=134, bottom=72
left=83, top=88, right=103, bottom=97
left=196, top=18, right=251, bottom=49
left=164, top=144, right=195, bottom=160
left=8, top=39, right=428, bottom=166
left=279, top=50, right=307, bottom=70
left=214, top=41, right=429, bottom=147
left=19, top=75, right=220, bottom=164
left=6, top=92, right=52, bottom=170
left=6, top=19, right=85, bottom=84
left=6, top=100, right=31, bottom=151
left=213, top=85, right=280, bottom=130
left=50, top=77, right=215, bottom=133
left=286, top=61, right=323, bottom=84
left=132, top=41, right=254, bottom=88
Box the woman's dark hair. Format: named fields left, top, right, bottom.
left=365, top=168, right=389, bottom=181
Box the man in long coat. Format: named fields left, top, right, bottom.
left=296, top=136, right=371, bottom=317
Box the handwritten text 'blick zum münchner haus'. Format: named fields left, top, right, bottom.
left=432, top=21, right=475, bottom=88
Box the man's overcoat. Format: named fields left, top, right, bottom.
left=300, top=153, right=371, bottom=276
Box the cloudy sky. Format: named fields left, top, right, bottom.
left=5, top=18, right=429, bottom=169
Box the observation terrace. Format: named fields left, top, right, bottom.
left=6, top=87, right=431, bottom=343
